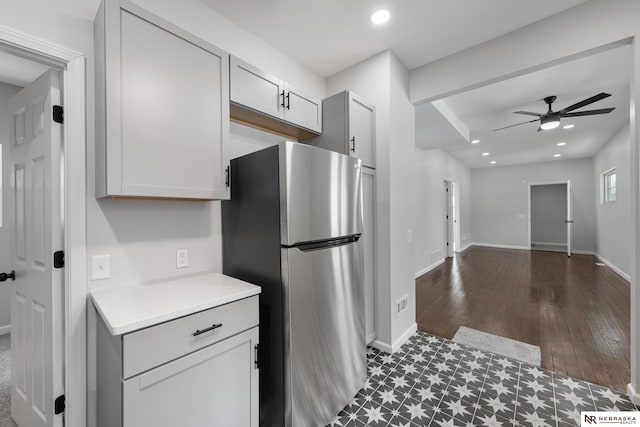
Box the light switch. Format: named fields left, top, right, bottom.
left=91, top=254, right=111, bottom=280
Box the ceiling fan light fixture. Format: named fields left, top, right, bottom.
left=540, top=115, right=561, bottom=130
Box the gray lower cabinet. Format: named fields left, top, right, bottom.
left=94, top=0, right=230, bottom=200
left=95, top=296, right=259, bottom=427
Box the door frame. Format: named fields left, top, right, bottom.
left=527, top=180, right=570, bottom=253
left=0, top=25, right=87, bottom=427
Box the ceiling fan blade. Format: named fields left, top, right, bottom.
left=561, top=108, right=616, bottom=117
left=493, top=118, right=538, bottom=131
left=560, top=92, right=611, bottom=113
left=513, top=111, right=543, bottom=116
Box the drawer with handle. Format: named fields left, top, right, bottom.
left=122, top=295, right=259, bottom=378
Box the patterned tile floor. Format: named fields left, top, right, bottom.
left=328, top=331, right=637, bottom=427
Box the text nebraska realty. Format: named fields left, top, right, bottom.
left=585, top=414, right=638, bottom=425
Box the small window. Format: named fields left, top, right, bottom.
left=602, top=168, right=617, bottom=204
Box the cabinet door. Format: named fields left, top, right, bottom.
left=115, top=4, right=230, bottom=199
left=362, top=168, right=377, bottom=343
left=230, top=56, right=284, bottom=120
left=123, top=327, right=259, bottom=427
left=284, top=83, right=322, bottom=133
left=349, top=94, right=375, bottom=168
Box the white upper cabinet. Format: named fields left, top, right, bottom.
left=95, top=0, right=230, bottom=200
left=230, top=56, right=322, bottom=138
left=307, top=90, right=376, bottom=168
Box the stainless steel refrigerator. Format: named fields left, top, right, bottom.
left=222, top=140, right=366, bottom=427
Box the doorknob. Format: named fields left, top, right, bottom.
left=0, top=270, right=15, bottom=282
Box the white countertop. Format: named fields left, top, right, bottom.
left=89, top=272, right=261, bottom=335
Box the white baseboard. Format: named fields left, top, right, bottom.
left=370, top=323, right=417, bottom=355
left=366, top=332, right=377, bottom=345
left=571, top=250, right=594, bottom=255
left=415, top=258, right=444, bottom=279
left=458, top=243, right=472, bottom=252
left=369, top=339, right=392, bottom=354
left=531, top=241, right=565, bottom=247
left=595, top=253, right=631, bottom=282
left=628, top=383, right=640, bottom=405
left=471, top=242, right=530, bottom=251
left=0, top=324, right=10, bottom=336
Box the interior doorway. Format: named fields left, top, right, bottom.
left=528, top=181, right=573, bottom=257
left=0, top=50, right=64, bottom=427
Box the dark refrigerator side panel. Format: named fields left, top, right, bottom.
left=221, top=145, right=284, bottom=427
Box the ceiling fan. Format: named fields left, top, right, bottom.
left=493, top=92, right=615, bottom=132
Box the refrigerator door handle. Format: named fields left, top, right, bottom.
left=288, top=235, right=361, bottom=252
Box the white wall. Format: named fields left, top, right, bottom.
left=414, top=148, right=471, bottom=277
left=0, top=81, right=21, bottom=331
left=531, top=184, right=567, bottom=246
left=388, top=53, right=416, bottom=344
left=470, top=159, right=595, bottom=252
left=594, top=124, right=631, bottom=278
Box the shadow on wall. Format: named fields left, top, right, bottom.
left=97, top=198, right=218, bottom=243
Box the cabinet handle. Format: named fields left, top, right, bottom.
left=281, top=90, right=286, bottom=109
left=193, top=323, right=223, bottom=337
left=225, top=166, right=230, bottom=188
left=286, top=92, right=290, bottom=110
left=350, top=136, right=356, bottom=152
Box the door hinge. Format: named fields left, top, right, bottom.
left=254, top=344, right=259, bottom=369
left=52, top=105, right=64, bottom=124
left=53, top=251, right=64, bottom=269
left=54, top=394, right=65, bottom=414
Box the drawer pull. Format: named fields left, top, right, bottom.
left=192, top=323, right=223, bottom=337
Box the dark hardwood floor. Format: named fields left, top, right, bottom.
left=415, top=246, right=630, bottom=391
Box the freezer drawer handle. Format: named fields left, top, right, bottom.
left=193, top=323, right=223, bottom=337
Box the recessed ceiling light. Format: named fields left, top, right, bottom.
left=557, top=142, right=566, bottom=146
left=471, top=139, right=480, bottom=144
left=482, top=152, right=490, bottom=156
left=490, top=161, right=497, bottom=164
left=553, top=153, right=562, bottom=158
left=371, top=10, right=390, bottom=25
left=563, top=124, right=575, bottom=129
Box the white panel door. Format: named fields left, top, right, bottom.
left=362, top=168, right=377, bottom=343
left=9, top=70, right=64, bottom=427
left=284, top=84, right=322, bottom=133
left=567, top=180, right=573, bottom=257
left=123, top=327, right=259, bottom=427
left=349, top=94, right=375, bottom=168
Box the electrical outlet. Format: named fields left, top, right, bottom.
left=176, top=248, right=189, bottom=269
left=91, top=254, right=111, bottom=280
left=407, top=229, right=414, bottom=244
